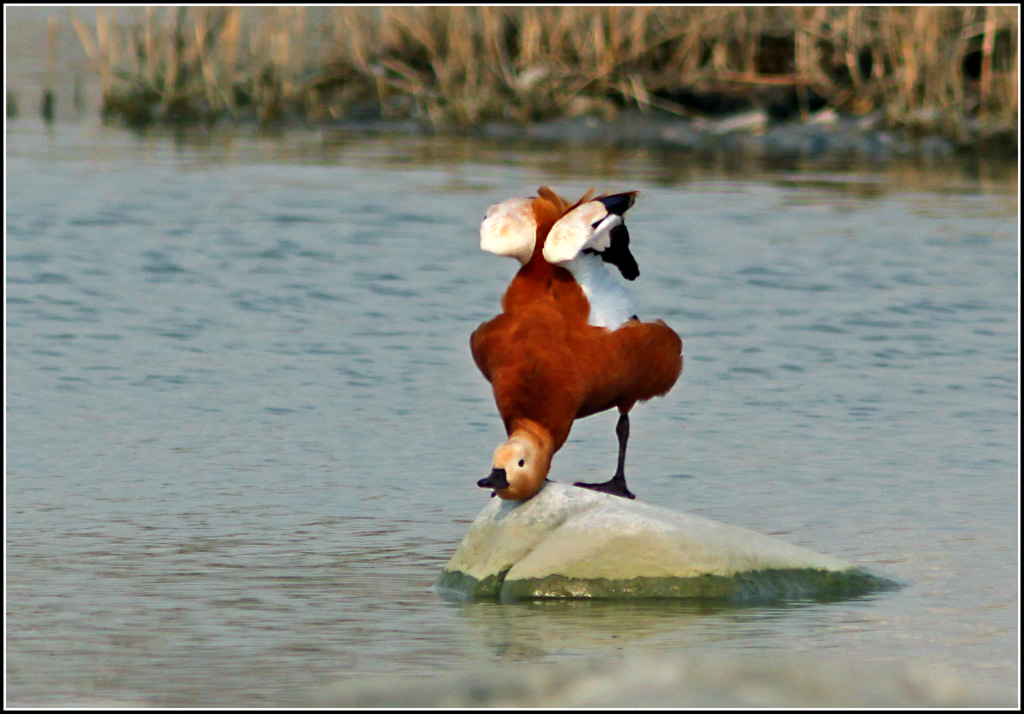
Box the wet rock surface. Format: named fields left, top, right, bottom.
left=437, top=482, right=898, bottom=602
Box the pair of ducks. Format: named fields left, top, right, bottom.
left=471, top=187, right=683, bottom=501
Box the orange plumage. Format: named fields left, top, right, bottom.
left=472, top=187, right=683, bottom=501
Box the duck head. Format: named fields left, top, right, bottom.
left=478, top=432, right=552, bottom=501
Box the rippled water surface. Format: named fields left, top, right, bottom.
left=6, top=123, right=1018, bottom=705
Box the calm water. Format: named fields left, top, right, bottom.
left=5, top=122, right=1018, bottom=706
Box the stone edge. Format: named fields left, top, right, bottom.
left=435, top=566, right=901, bottom=603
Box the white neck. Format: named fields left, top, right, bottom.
left=563, top=253, right=637, bottom=329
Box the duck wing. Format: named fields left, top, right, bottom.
left=479, top=197, right=536, bottom=265
left=542, top=191, right=639, bottom=280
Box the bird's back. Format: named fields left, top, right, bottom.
left=471, top=255, right=681, bottom=447
left=570, top=318, right=682, bottom=419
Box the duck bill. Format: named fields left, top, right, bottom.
left=477, top=467, right=509, bottom=490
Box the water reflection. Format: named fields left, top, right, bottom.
left=9, top=122, right=1017, bottom=195
left=448, top=594, right=893, bottom=663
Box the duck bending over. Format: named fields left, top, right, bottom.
left=471, top=187, right=683, bottom=501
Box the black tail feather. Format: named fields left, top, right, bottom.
left=595, top=191, right=637, bottom=217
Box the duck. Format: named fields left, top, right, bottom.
left=471, top=187, right=683, bottom=501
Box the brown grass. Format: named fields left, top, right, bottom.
left=71, top=6, right=1017, bottom=143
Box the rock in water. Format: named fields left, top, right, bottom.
left=436, top=482, right=897, bottom=601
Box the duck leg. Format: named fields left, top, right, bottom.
left=574, top=412, right=636, bottom=499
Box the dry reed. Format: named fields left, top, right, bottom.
left=72, top=6, right=1017, bottom=144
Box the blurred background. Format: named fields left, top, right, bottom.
left=6, top=6, right=1018, bottom=150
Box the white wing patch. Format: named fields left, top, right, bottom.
left=480, top=197, right=536, bottom=264
left=542, top=201, right=613, bottom=265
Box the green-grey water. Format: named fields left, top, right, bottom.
left=5, top=118, right=1018, bottom=705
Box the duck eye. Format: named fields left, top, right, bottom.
left=518, top=459, right=525, bottom=467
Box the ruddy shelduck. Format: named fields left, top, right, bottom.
left=472, top=187, right=683, bottom=501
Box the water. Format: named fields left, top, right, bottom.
left=5, top=122, right=1018, bottom=706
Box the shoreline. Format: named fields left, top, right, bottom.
left=9, top=110, right=1017, bottom=187
left=8, top=99, right=1019, bottom=193
left=323, top=107, right=1017, bottom=166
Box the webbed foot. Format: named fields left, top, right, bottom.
left=573, top=477, right=635, bottom=500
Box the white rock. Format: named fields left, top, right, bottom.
left=436, top=482, right=896, bottom=601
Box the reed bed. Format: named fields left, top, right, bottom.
left=71, top=6, right=1017, bottom=144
